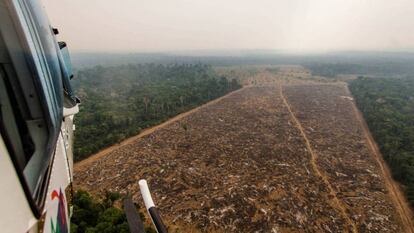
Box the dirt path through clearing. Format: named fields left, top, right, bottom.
left=347, top=86, right=414, bottom=233
left=280, top=84, right=358, bottom=233
left=75, top=87, right=247, bottom=171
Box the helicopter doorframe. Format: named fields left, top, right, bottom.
left=0, top=0, right=72, bottom=220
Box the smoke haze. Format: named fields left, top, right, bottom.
left=42, top=0, right=414, bottom=53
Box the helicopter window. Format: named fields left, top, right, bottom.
left=0, top=0, right=65, bottom=216
left=24, top=0, right=64, bottom=124
left=0, top=66, right=34, bottom=171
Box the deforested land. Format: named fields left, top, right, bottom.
left=75, top=66, right=414, bottom=233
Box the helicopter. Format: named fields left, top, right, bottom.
left=0, top=0, right=168, bottom=232
left=0, top=0, right=77, bottom=232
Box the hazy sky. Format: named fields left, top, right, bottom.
left=42, top=0, right=414, bottom=53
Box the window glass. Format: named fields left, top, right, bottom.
left=25, top=0, right=63, bottom=127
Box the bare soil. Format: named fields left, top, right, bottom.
left=74, top=67, right=413, bottom=232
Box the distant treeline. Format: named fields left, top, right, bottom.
left=350, top=77, right=414, bottom=207
left=73, top=63, right=241, bottom=161
left=305, top=63, right=366, bottom=77
left=71, top=51, right=414, bottom=69
left=305, top=62, right=414, bottom=78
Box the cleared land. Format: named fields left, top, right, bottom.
left=75, top=67, right=412, bottom=232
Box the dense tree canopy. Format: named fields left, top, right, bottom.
left=350, top=77, right=414, bottom=206
left=73, top=64, right=241, bottom=161
left=71, top=190, right=129, bottom=233
left=70, top=190, right=156, bottom=233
